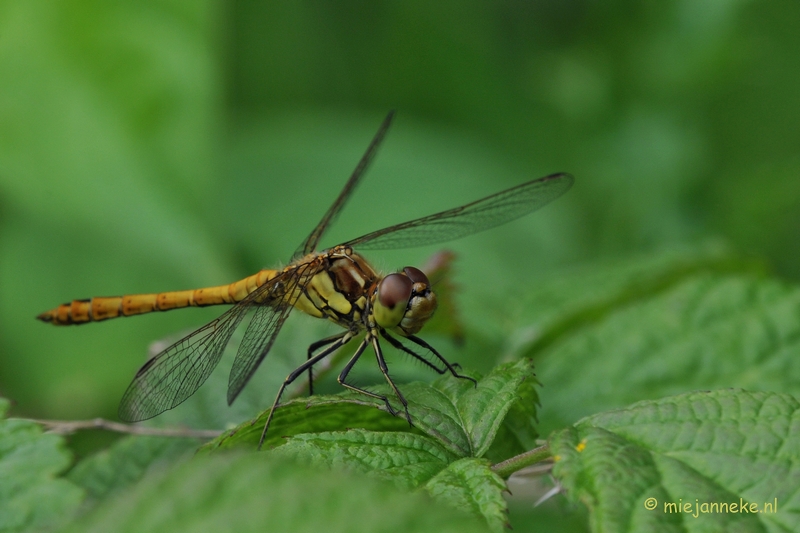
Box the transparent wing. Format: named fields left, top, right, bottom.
left=344, top=173, right=574, bottom=250
left=227, top=261, right=321, bottom=404
left=117, top=269, right=299, bottom=422
left=295, top=111, right=395, bottom=258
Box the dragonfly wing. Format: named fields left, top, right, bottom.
left=225, top=304, right=293, bottom=406
left=227, top=261, right=321, bottom=404
left=295, top=111, right=395, bottom=258
left=118, top=268, right=302, bottom=422
left=118, top=303, right=251, bottom=422
left=344, top=172, right=574, bottom=250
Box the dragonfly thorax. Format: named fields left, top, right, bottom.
left=292, top=247, right=437, bottom=337
left=290, top=247, right=379, bottom=330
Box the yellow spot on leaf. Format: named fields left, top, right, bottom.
left=575, top=439, right=587, bottom=452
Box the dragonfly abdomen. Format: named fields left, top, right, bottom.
left=37, top=269, right=278, bottom=325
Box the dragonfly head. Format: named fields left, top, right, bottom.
left=373, top=266, right=437, bottom=336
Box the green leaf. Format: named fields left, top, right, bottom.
left=201, top=358, right=537, bottom=526
left=484, top=373, right=540, bottom=463
left=510, top=243, right=758, bottom=357
left=424, top=458, right=508, bottom=533
left=63, top=452, right=492, bottom=533
left=271, top=429, right=455, bottom=489
left=367, top=359, right=536, bottom=458
left=201, top=395, right=413, bottom=451
left=537, top=274, right=800, bottom=432
left=549, top=389, right=800, bottom=533
left=67, top=435, right=199, bottom=508
left=0, top=398, right=84, bottom=532
left=207, top=358, right=536, bottom=459
left=455, top=359, right=537, bottom=457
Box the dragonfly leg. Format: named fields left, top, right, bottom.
left=405, top=334, right=478, bottom=387
left=258, top=333, right=352, bottom=450
left=305, top=332, right=348, bottom=396
left=371, top=335, right=411, bottom=426
left=379, top=330, right=446, bottom=375
left=337, top=336, right=405, bottom=420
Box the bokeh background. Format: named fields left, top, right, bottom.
left=1, top=0, right=799, bottom=528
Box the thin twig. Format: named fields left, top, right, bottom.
left=21, top=418, right=222, bottom=439
left=510, top=461, right=555, bottom=478
left=491, top=443, right=552, bottom=479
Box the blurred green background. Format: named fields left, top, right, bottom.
left=1, top=0, right=799, bottom=449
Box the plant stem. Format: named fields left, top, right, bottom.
left=22, top=418, right=221, bottom=438
left=491, top=443, right=551, bottom=479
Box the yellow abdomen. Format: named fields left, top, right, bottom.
left=37, top=269, right=278, bottom=326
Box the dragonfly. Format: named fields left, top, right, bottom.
left=37, top=111, right=574, bottom=448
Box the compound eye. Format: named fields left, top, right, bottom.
left=374, top=273, right=413, bottom=328
left=403, top=266, right=429, bottom=286
left=377, top=273, right=413, bottom=310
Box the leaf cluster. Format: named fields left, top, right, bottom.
left=3, top=246, right=800, bottom=533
